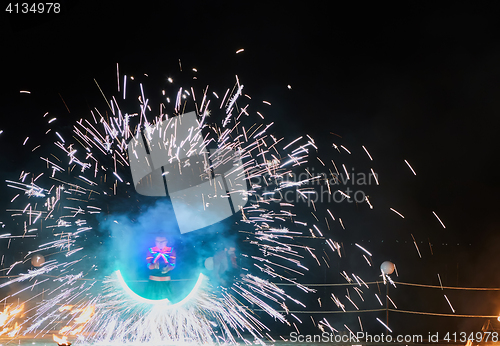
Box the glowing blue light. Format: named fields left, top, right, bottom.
left=115, top=270, right=205, bottom=308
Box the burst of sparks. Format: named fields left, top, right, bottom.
left=0, top=66, right=460, bottom=344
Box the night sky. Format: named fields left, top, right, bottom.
left=2, top=0, right=500, bottom=336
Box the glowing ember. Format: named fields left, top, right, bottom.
left=58, top=305, right=73, bottom=312
left=53, top=334, right=72, bottom=346
left=58, top=304, right=95, bottom=336
left=0, top=304, right=24, bottom=336
left=73, top=305, right=95, bottom=324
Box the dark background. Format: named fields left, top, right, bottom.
left=1, top=0, right=500, bottom=338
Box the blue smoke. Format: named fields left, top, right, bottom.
left=97, top=198, right=238, bottom=301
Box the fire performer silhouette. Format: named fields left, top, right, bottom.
left=146, top=236, right=176, bottom=300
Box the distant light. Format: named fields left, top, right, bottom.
left=236, top=48, right=244, bottom=54
left=287, top=85, right=292, bottom=89
left=168, top=77, right=173, bottom=83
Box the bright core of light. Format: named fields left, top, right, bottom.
left=115, top=270, right=205, bottom=308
